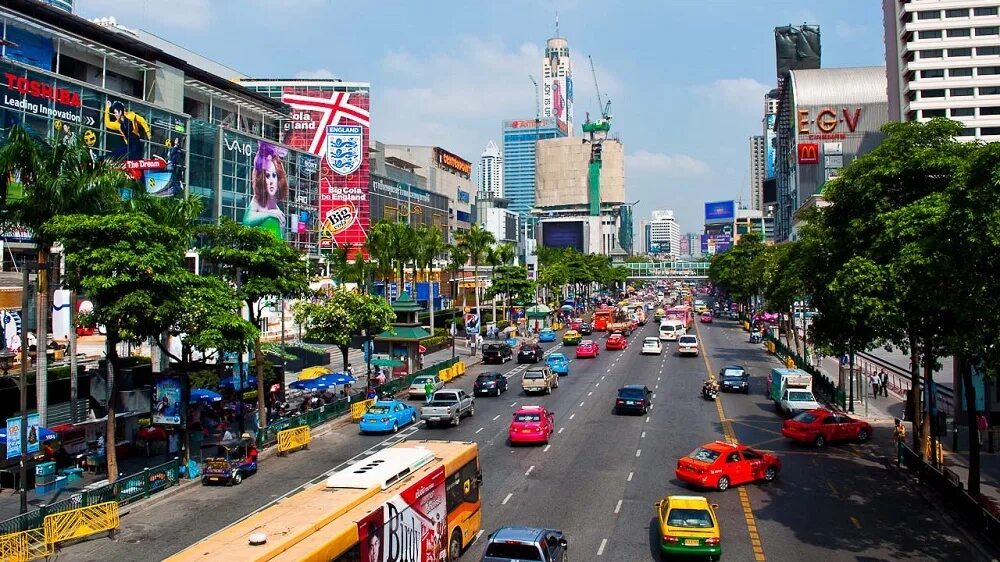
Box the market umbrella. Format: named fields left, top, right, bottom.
left=190, top=388, right=223, bottom=406
left=137, top=426, right=168, bottom=441
left=370, top=358, right=404, bottom=367
left=0, top=426, right=57, bottom=444
left=316, top=372, right=356, bottom=387
left=418, top=345, right=427, bottom=354
left=298, top=366, right=333, bottom=380
left=218, top=375, right=257, bottom=391
left=288, top=379, right=325, bottom=392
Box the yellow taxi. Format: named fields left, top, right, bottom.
left=654, top=308, right=665, bottom=322
left=655, top=495, right=721, bottom=560
left=695, top=305, right=709, bottom=314
left=562, top=330, right=582, bottom=346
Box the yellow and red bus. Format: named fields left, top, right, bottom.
left=665, top=305, right=694, bottom=328
left=168, top=440, right=481, bottom=562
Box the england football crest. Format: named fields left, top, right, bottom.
left=326, top=125, right=362, bottom=176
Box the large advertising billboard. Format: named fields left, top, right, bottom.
left=765, top=113, right=776, bottom=179
left=704, top=200, right=735, bottom=224
left=151, top=374, right=186, bottom=427
left=541, top=221, right=585, bottom=253
left=679, top=236, right=690, bottom=255
left=701, top=234, right=733, bottom=256
left=543, top=77, right=568, bottom=124
left=240, top=140, right=289, bottom=239
left=357, top=466, right=447, bottom=562
left=6, top=412, right=40, bottom=460
left=280, top=88, right=370, bottom=256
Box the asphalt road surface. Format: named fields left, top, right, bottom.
left=60, top=319, right=995, bottom=561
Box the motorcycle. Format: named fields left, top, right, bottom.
left=702, top=386, right=718, bottom=401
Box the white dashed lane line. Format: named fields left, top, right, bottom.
left=502, top=493, right=513, bottom=505
left=641, top=431, right=646, bottom=439
left=627, top=471, right=634, bottom=482
left=475, top=427, right=484, bottom=434
left=558, top=427, right=565, bottom=434
left=492, top=415, right=501, bottom=421
left=525, top=465, right=535, bottom=476
left=614, top=499, right=622, bottom=514
left=636, top=449, right=642, bottom=457
left=543, top=444, right=551, bottom=452
left=597, top=538, right=608, bottom=556
left=579, top=401, right=585, bottom=407
left=569, top=414, right=576, bottom=420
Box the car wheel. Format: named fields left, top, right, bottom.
left=496, top=387, right=502, bottom=397
left=764, top=466, right=777, bottom=481
left=814, top=434, right=826, bottom=448
left=469, top=404, right=475, bottom=416
left=716, top=476, right=730, bottom=491
left=448, top=529, right=463, bottom=561
left=392, top=422, right=399, bottom=433
left=233, top=471, right=242, bottom=486
left=453, top=414, right=460, bottom=426
left=858, top=429, right=870, bottom=442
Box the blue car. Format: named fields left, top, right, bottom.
left=359, top=400, right=417, bottom=434
left=538, top=328, right=557, bottom=342
left=546, top=352, right=570, bottom=375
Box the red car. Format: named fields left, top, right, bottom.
left=606, top=333, right=629, bottom=350
left=570, top=318, right=583, bottom=330
left=508, top=406, right=554, bottom=445
left=781, top=408, right=872, bottom=447
left=576, top=340, right=600, bottom=358
left=675, top=441, right=781, bottom=492
left=700, top=313, right=713, bottom=324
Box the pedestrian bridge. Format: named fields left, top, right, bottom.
left=624, top=261, right=710, bottom=280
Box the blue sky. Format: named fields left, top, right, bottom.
left=76, top=0, right=885, bottom=233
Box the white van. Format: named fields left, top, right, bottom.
left=658, top=320, right=686, bottom=342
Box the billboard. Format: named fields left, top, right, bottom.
left=434, top=147, right=471, bottom=177
left=704, top=200, right=735, bottom=224
left=281, top=88, right=371, bottom=256
left=151, top=374, right=186, bottom=427
left=543, top=77, right=568, bottom=124
left=240, top=140, right=290, bottom=239
left=541, top=221, right=584, bottom=253
left=6, top=412, right=40, bottom=460
left=701, top=234, right=733, bottom=256
left=357, top=466, right=447, bottom=562
left=104, top=97, right=186, bottom=198
left=798, top=143, right=819, bottom=164
left=679, top=237, right=690, bottom=255
left=764, top=113, right=776, bottom=179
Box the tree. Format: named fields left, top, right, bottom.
left=487, top=265, right=536, bottom=323
left=446, top=244, right=469, bottom=332
left=47, top=212, right=189, bottom=481
left=415, top=225, right=447, bottom=332
left=537, top=262, right=569, bottom=307
left=293, top=290, right=395, bottom=370
left=199, top=219, right=309, bottom=428
left=708, top=232, right=766, bottom=311
left=455, top=224, right=495, bottom=330
left=366, top=221, right=397, bottom=290
left=0, top=126, right=131, bottom=425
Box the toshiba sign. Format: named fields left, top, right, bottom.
left=798, top=143, right=819, bottom=164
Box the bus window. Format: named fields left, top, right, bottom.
left=447, top=459, right=481, bottom=510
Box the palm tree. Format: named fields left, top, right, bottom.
left=415, top=225, right=446, bottom=333
left=390, top=221, right=416, bottom=290
left=446, top=244, right=470, bottom=340
left=485, top=246, right=501, bottom=326
left=492, top=243, right=517, bottom=323
left=0, top=126, right=130, bottom=425
left=454, top=225, right=495, bottom=335
left=365, top=221, right=396, bottom=295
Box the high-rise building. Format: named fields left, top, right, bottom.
left=749, top=135, right=765, bottom=211
left=649, top=210, right=681, bottom=257
left=542, top=35, right=573, bottom=134
left=637, top=219, right=650, bottom=255
left=383, top=145, right=475, bottom=241
left=502, top=117, right=568, bottom=215
left=42, top=0, right=73, bottom=12
left=478, top=140, right=502, bottom=198
left=883, top=0, right=1000, bottom=140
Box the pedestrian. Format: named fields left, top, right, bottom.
left=346, top=363, right=355, bottom=378
left=894, top=418, right=906, bottom=467
left=879, top=369, right=889, bottom=397
left=424, top=380, right=435, bottom=404
left=977, top=412, right=989, bottom=446
left=869, top=372, right=880, bottom=399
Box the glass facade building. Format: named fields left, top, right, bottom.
left=502, top=118, right=568, bottom=215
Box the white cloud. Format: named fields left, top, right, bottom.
left=75, top=0, right=213, bottom=30
left=627, top=150, right=709, bottom=176
left=693, top=78, right=770, bottom=117
left=294, top=69, right=339, bottom=80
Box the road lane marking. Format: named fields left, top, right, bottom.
left=645, top=416, right=650, bottom=423
left=510, top=402, right=518, bottom=407
left=558, top=427, right=565, bottom=434
left=595, top=383, right=600, bottom=387
left=475, top=427, right=484, bottom=434
left=652, top=393, right=656, bottom=399
left=657, top=376, right=661, bottom=381
left=525, top=465, right=534, bottom=476
left=588, top=391, right=593, bottom=396
left=502, top=493, right=513, bottom=505
left=569, top=414, right=576, bottom=420
left=614, top=499, right=622, bottom=514
left=654, top=384, right=659, bottom=390
left=597, top=538, right=607, bottom=556
left=627, top=471, right=633, bottom=482
left=475, top=529, right=484, bottom=542
left=601, top=375, right=606, bottom=380
left=543, top=444, right=551, bottom=452
left=641, top=431, right=646, bottom=439
left=579, top=401, right=585, bottom=407
left=492, top=415, right=501, bottom=421
left=635, top=449, right=642, bottom=457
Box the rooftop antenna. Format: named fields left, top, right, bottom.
left=555, top=10, right=559, bottom=37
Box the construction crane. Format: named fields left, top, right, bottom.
left=583, top=55, right=611, bottom=137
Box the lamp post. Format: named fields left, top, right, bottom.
left=450, top=279, right=458, bottom=360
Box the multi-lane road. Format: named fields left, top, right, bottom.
left=61, top=318, right=995, bottom=561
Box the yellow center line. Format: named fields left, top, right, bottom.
left=695, top=322, right=766, bottom=561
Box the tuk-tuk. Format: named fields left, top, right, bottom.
left=200, top=437, right=258, bottom=486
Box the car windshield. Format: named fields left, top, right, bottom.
left=412, top=377, right=432, bottom=385
left=688, top=447, right=721, bottom=463
left=723, top=370, right=746, bottom=379
left=483, top=542, right=542, bottom=560
left=679, top=336, right=697, bottom=344
left=367, top=406, right=390, bottom=414
left=618, top=388, right=645, bottom=399
left=789, top=391, right=816, bottom=402
left=514, top=414, right=541, bottom=422
left=483, top=344, right=505, bottom=351
left=524, top=371, right=544, bottom=379
left=476, top=376, right=496, bottom=383
left=644, top=338, right=659, bottom=345
left=792, top=411, right=817, bottom=423
left=667, top=508, right=714, bottom=528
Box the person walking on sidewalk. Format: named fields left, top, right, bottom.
left=870, top=372, right=880, bottom=399
left=894, top=418, right=906, bottom=467
left=977, top=412, right=989, bottom=446
left=879, top=369, right=889, bottom=397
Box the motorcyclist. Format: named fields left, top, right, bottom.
left=702, top=379, right=719, bottom=397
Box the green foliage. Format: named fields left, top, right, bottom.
left=708, top=232, right=766, bottom=308
left=293, top=290, right=395, bottom=348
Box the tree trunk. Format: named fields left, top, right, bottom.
left=962, top=358, right=981, bottom=497
left=105, top=331, right=120, bottom=482
left=920, top=339, right=933, bottom=463
left=909, top=332, right=922, bottom=449
left=35, top=249, right=49, bottom=426
left=473, top=263, right=481, bottom=335
left=69, top=290, right=78, bottom=423
left=253, top=335, right=267, bottom=431
left=341, top=345, right=349, bottom=371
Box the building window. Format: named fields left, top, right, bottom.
left=980, top=126, right=1000, bottom=135
left=950, top=107, right=975, bottom=116
left=976, top=26, right=1000, bottom=36
left=981, top=86, right=1000, bottom=95
left=920, top=89, right=946, bottom=98
left=958, top=128, right=978, bottom=136
left=979, top=66, right=1000, bottom=75
left=975, top=7, right=998, bottom=16
left=922, top=109, right=947, bottom=118
left=920, top=29, right=943, bottom=39
left=948, top=48, right=973, bottom=57
left=978, top=46, right=1000, bottom=56
left=918, top=10, right=940, bottom=20
left=980, top=106, right=1000, bottom=115
left=949, top=67, right=974, bottom=77
left=921, top=69, right=945, bottom=78
left=947, top=28, right=971, bottom=38
left=946, top=8, right=969, bottom=18
left=920, top=49, right=944, bottom=58
left=950, top=88, right=975, bottom=96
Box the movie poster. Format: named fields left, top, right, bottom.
left=280, top=88, right=370, bottom=257
left=357, top=466, right=447, bottom=562
left=152, top=375, right=185, bottom=427
left=241, top=140, right=289, bottom=240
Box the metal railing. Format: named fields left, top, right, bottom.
left=855, top=351, right=954, bottom=416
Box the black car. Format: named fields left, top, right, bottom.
left=517, top=343, right=544, bottom=363
left=719, top=365, right=750, bottom=394
left=474, top=372, right=509, bottom=396
left=482, top=343, right=513, bottom=364
left=481, top=527, right=567, bottom=562
left=614, top=385, right=652, bottom=415
left=578, top=322, right=593, bottom=335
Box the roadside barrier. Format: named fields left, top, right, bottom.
left=351, top=398, right=376, bottom=421
left=277, top=426, right=311, bottom=455
left=439, top=366, right=454, bottom=383
left=43, top=501, right=119, bottom=545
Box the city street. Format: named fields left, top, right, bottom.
left=58, top=320, right=996, bottom=561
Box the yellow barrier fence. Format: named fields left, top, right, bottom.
left=0, top=529, right=28, bottom=562
left=439, top=366, right=454, bottom=383
left=43, top=501, right=118, bottom=547
left=455, top=361, right=466, bottom=376
left=351, top=398, right=376, bottom=421
left=277, top=425, right=311, bottom=456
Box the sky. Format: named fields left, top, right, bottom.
left=75, top=0, right=886, bottom=234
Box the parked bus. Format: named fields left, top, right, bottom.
left=665, top=305, right=694, bottom=328
left=168, top=440, right=481, bottom=562
left=593, top=307, right=615, bottom=332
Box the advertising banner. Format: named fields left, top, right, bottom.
left=151, top=375, right=185, bottom=427
left=281, top=88, right=371, bottom=257
left=543, top=77, right=568, bottom=124
left=240, top=140, right=290, bottom=240
left=704, top=201, right=735, bottom=224
left=765, top=113, right=776, bottom=179
left=700, top=234, right=733, bottom=256
left=104, top=97, right=186, bottom=197
left=6, top=412, right=40, bottom=460
left=464, top=308, right=481, bottom=337
left=357, top=466, right=447, bottom=562
left=679, top=237, right=690, bottom=255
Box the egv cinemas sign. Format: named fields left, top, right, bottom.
left=798, top=107, right=863, bottom=140
left=434, top=147, right=471, bottom=176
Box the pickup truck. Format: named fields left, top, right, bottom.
left=420, top=389, right=475, bottom=427
left=607, top=322, right=632, bottom=336
left=521, top=367, right=558, bottom=394
left=769, top=368, right=821, bottom=416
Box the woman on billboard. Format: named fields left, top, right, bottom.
left=242, top=141, right=288, bottom=239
